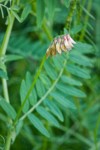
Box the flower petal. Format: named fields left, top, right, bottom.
left=56, top=42, right=61, bottom=54
left=67, top=34, right=76, bottom=44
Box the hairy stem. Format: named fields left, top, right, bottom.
left=66, top=0, right=77, bottom=31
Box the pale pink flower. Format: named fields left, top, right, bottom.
left=46, top=34, right=76, bottom=57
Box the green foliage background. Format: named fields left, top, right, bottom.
left=0, top=0, right=100, bottom=150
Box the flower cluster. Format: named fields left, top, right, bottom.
left=46, top=34, right=76, bottom=57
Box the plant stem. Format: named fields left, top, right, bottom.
left=4, top=130, right=12, bottom=150
left=0, top=15, right=14, bottom=56
left=0, top=13, right=14, bottom=103
left=65, top=0, right=77, bottom=31
left=19, top=54, right=68, bottom=121
left=13, top=20, right=53, bottom=125
left=2, top=79, right=10, bottom=103
left=0, top=13, right=15, bottom=150
left=13, top=55, right=47, bottom=125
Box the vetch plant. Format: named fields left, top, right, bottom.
left=0, top=0, right=98, bottom=150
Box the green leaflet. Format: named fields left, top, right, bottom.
left=20, top=72, right=38, bottom=111
left=64, top=28, right=69, bottom=34
left=0, top=96, right=16, bottom=119
left=26, top=72, right=37, bottom=105
left=69, top=53, right=93, bottom=67
left=51, top=92, right=76, bottom=109
left=11, top=5, right=20, bottom=12
left=82, top=6, right=95, bottom=20
left=36, top=79, right=45, bottom=98
left=11, top=10, right=22, bottom=22
left=63, top=0, right=71, bottom=8
left=61, top=75, right=82, bottom=86
left=8, top=34, right=47, bottom=59
left=21, top=4, right=31, bottom=21
left=36, top=106, right=60, bottom=128
left=0, top=61, right=6, bottom=71
left=44, top=62, right=57, bottom=80
left=28, top=114, right=50, bottom=138
left=56, top=83, right=86, bottom=98
left=20, top=80, right=29, bottom=113
left=52, top=55, right=64, bottom=70
left=0, top=113, right=7, bottom=123
left=3, top=54, right=23, bottom=63
left=88, top=22, right=94, bottom=30
left=71, top=24, right=83, bottom=35
left=44, top=0, right=56, bottom=23
left=67, top=64, right=91, bottom=79
left=16, top=120, right=23, bottom=136
left=36, top=0, right=45, bottom=27
left=39, top=73, right=51, bottom=88
left=29, top=89, right=37, bottom=106
left=29, top=88, right=37, bottom=106
left=44, top=99, right=64, bottom=122
left=74, top=42, right=94, bottom=54
left=11, top=4, right=31, bottom=22
left=0, top=4, right=4, bottom=18
left=0, top=69, right=8, bottom=79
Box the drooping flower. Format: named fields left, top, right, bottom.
left=46, top=34, right=76, bottom=57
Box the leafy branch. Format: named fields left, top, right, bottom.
left=19, top=54, right=68, bottom=121
left=13, top=55, right=47, bottom=125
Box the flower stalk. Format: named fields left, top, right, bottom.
left=65, top=0, right=77, bottom=31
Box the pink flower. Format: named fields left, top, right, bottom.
left=46, top=34, right=76, bottom=57
left=63, top=34, right=76, bottom=51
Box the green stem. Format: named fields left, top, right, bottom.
left=0, top=13, right=15, bottom=150
left=13, top=55, right=47, bottom=125
left=2, top=79, right=10, bottom=103
left=4, top=130, right=12, bottom=150
left=0, top=13, right=15, bottom=103
left=42, top=19, right=53, bottom=41
left=13, top=19, right=53, bottom=126
left=66, top=0, right=77, bottom=31
left=0, top=15, right=14, bottom=56
left=19, top=54, right=68, bottom=121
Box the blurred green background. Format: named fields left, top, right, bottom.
left=0, top=0, right=100, bottom=150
